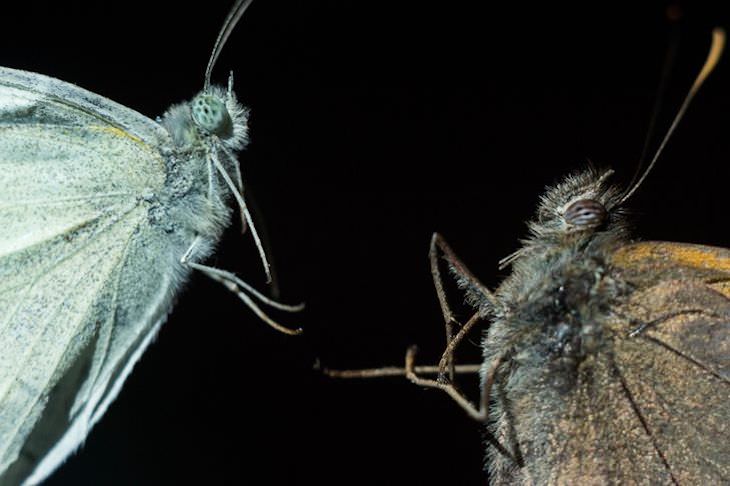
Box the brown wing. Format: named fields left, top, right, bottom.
left=609, top=241, right=730, bottom=483
left=492, top=242, right=730, bottom=484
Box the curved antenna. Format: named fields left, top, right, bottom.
left=204, top=0, right=254, bottom=90
left=619, top=28, right=725, bottom=205
left=625, top=21, right=680, bottom=198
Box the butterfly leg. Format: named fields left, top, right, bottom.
left=430, top=233, right=499, bottom=307
left=435, top=311, right=481, bottom=379
left=218, top=140, right=249, bottom=235
left=209, top=150, right=270, bottom=281
left=429, top=233, right=498, bottom=381
left=429, top=232, right=459, bottom=382
left=226, top=73, right=248, bottom=237
left=180, top=236, right=303, bottom=335
left=405, top=345, right=519, bottom=463
left=423, top=234, right=522, bottom=463
left=204, top=149, right=246, bottom=235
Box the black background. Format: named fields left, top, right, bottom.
left=2, top=1, right=729, bottom=485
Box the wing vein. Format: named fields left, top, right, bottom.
left=0, top=192, right=135, bottom=210
left=0, top=203, right=140, bottom=402
left=641, top=334, right=730, bottom=385
left=0, top=207, right=145, bottom=462
left=0, top=205, right=131, bottom=336
left=610, top=355, right=679, bottom=485
left=0, top=243, right=112, bottom=460
left=75, top=211, right=141, bottom=417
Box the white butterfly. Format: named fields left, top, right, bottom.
left=0, top=1, right=302, bottom=483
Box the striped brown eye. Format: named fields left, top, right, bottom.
left=564, top=199, right=607, bottom=229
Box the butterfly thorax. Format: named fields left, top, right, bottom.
left=481, top=236, right=641, bottom=484
left=149, top=86, right=249, bottom=253
left=498, top=240, right=630, bottom=381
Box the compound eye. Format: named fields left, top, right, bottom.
left=564, top=198, right=607, bottom=229
left=191, top=94, right=233, bottom=137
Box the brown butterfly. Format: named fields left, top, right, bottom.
left=325, top=29, right=729, bottom=484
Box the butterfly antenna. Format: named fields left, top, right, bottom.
left=619, top=28, right=725, bottom=204
left=204, top=0, right=254, bottom=90
left=625, top=13, right=681, bottom=196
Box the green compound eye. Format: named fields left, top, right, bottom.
left=191, top=94, right=233, bottom=137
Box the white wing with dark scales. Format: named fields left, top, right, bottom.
left=0, top=67, right=180, bottom=485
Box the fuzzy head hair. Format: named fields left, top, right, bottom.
left=497, top=167, right=631, bottom=273
left=161, top=81, right=249, bottom=152
left=527, top=167, right=627, bottom=245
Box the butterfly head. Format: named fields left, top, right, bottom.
left=191, top=83, right=249, bottom=151
left=192, top=93, right=232, bottom=137
left=160, top=82, right=248, bottom=152
left=528, top=168, right=627, bottom=245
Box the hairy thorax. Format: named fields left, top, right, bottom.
left=483, top=239, right=635, bottom=483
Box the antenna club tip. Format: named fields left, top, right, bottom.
left=712, top=27, right=726, bottom=44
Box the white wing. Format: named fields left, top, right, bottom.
left=0, top=67, right=180, bottom=484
